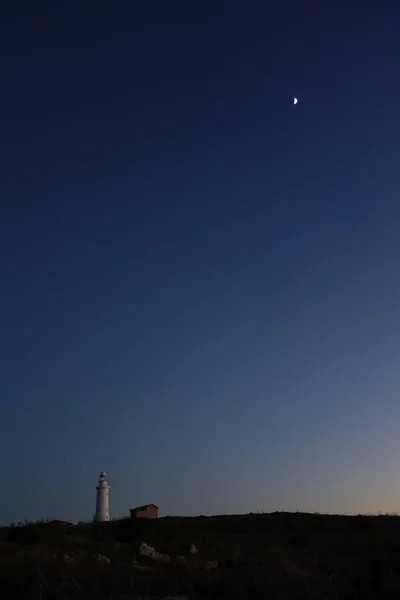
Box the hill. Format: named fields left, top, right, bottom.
left=1, top=512, right=400, bottom=599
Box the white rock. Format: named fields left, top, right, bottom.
left=206, top=559, right=218, bottom=570
left=139, top=542, right=170, bottom=563
left=154, top=551, right=170, bottom=563
left=189, top=543, right=198, bottom=554
left=139, top=542, right=155, bottom=557
left=63, top=554, right=74, bottom=563
left=93, top=553, right=111, bottom=564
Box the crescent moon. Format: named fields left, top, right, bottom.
left=293, top=97, right=298, bottom=105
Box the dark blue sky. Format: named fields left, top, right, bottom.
left=1, top=2, right=400, bottom=524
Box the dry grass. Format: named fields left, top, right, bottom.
left=1, top=512, right=400, bottom=599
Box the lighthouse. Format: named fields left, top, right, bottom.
left=94, top=471, right=110, bottom=522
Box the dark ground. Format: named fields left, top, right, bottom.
left=1, top=512, right=400, bottom=599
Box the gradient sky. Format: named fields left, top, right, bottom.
left=1, top=2, right=400, bottom=524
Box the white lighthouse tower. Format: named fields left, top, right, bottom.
left=94, top=471, right=110, bottom=522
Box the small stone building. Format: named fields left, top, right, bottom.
left=130, top=504, right=159, bottom=519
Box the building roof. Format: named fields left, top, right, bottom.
left=130, top=504, right=159, bottom=511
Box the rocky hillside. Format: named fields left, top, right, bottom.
left=1, top=512, right=400, bottom=599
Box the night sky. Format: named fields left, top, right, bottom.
left=1, top=3, right=400, bottom=524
